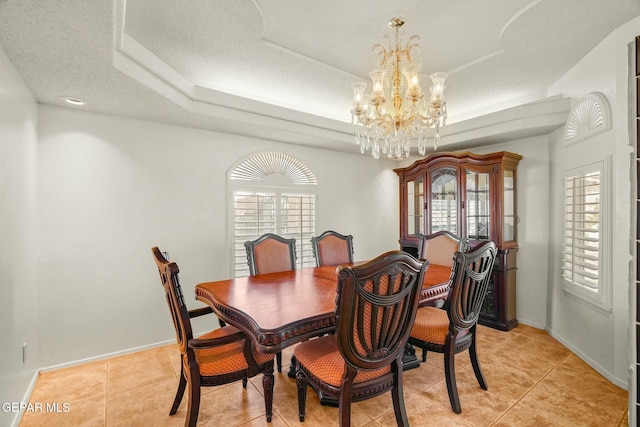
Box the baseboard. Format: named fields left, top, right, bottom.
left=516, top=318, right=547, bottom=330
left=545, top=327, right=628, bottom=390
left=10, top=336, right=207, bottom=426
left=516, top=320, right=627, bottom=389
left=10, top=369, right=39, bottom=427
left=38, top=338, right=175, bottom=373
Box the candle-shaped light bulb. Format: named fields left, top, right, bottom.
left=352, top=82, right=367, bottom=105
left=404, top=64, right=421, bottom=96
left=351, top=82, right=367, bottom=116
left=369, top=69, right=386, bottom=103
left=429, top=72, right=447, bottom=101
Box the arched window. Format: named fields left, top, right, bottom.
left=228, top=152, right=317, bottom=277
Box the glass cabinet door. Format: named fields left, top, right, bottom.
left=503, top=170, right=516, bottom=241
left=466, top=170, right=490, bottom=240
left=407, top=176, right=424, bottom=236
left=430, top=168, right=458, bottom=234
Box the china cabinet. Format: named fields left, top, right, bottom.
left=394, top=151, right=522, bottom=330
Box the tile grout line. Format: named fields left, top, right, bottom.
left=485, top=332, right=567, bottom=426
left=492, top=352, right=583, bottom=427
left=412, top=332, right=518, bottom=426
left=541, top=351, right=628, bottom=418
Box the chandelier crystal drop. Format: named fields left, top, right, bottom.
left=350, top=17, right=448, bottom=159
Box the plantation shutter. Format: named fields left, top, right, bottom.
left=233, top=191, right=277, bottom=277
left=281, top=193, right=316, bottom=269
left=561, top=169, right=601, bottom=290
left=233, top=191, right=316, bottom=276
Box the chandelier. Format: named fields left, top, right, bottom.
left=350, top=17, right=447, bottom=159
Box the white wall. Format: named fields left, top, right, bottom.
left=36, top=105, right=398, bottom=368
left=545, top=16, right=639, bottom=388
left=0, top=47, right=39, bottom=427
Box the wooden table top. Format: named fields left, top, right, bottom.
left=195, top=264, right=451, bottom=353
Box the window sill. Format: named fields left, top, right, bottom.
left=561, top=286, right=613, bottom=316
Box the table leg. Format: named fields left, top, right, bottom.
left=287, top=355, right=297, bottom=379
left=402, top=343, right=420, bottom=371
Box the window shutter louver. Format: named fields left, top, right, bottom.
left=562, top=170, right=601, bottom=291
left=281, top=193, right=316, bottom=269
left=233, top=191, right=277, bottom=277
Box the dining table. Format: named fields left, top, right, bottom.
left=195, top=263, right=452, bottom=354
left=195, top=262, right=451, bottom=405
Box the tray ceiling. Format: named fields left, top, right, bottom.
left=0, top=0, right=638, bottom=155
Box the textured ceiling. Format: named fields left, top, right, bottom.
left=0, top=0, right=638, bottom=155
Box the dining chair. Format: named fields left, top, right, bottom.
left=294, top=250, right=428, bottom=426
left=417, top=230, right=465, bottom=267
left=244, top=232, right=296, bottom=371
left=310, top=230, right=354, bottom=266
left=151, top=247, right=275, bottom=426
left=244, top=232, right=297, bottom=276
left=408, top=240, right=497, bottom=414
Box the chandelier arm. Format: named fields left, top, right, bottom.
left=405, top=35, right=420, bottom=63
left=372, top=44, right=387, bottom=68
left=373, top=104, right=390, bottom=121
left=399, top=113, right=416, bottom=126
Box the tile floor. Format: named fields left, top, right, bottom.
left=20, top=324, right=628, bottom=426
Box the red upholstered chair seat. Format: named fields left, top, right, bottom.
left=294, top=335, right=390, bottom=387
left=409, top=306, right=469, bottom=346
left=195, top=326, right=275, bottom=376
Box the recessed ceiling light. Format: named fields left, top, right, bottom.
left=59, top=96, right=86, bottom=106
left=65, top=97, right=85, bottom=106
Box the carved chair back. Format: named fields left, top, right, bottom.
left=152, top=246, right=193, bottom=355
left=335, top=251, right=427, bottom=371
left=244, top=233, right=297, bottom=276
left=446, top=240, right=497, bottom=333
left=311, top=230, right=354, bottom=267
left=418, top=231, right=464, bottom=267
